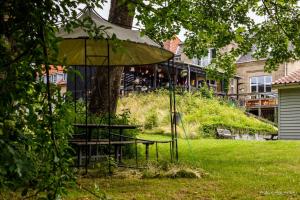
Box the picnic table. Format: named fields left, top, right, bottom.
left=71, top=124, right=154, bottom=167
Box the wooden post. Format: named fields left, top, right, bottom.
left=274, top=107, right=278, bottom=124
left=187, top=65, right=191, bottom=92
left=153, top=65, right=157, bottom=89
left=236, top=78, right=240, bottom=100
left=174, top=68, right=178, bottom=87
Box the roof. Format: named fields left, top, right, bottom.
left=236, top=45, right=266, bottom=64
left=236, top=53, right=255, bottom=63
left=163, top=36, right=181, bottom=54
left=49, top=65, right=64, bottom=75
left=273, top=69, right=300, bottom=86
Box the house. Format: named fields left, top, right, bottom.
left=67, top=36, right=238, bottom=99
left=120, top=36, right=235, bottom=95
left=273, top=69, right=300, bottom=139
left=42, top=66, right=67, bottom=95
left=229, top=51, right=300, bottom=122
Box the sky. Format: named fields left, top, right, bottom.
left=95, top=1, right=110, bottom=20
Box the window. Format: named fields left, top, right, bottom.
left=206, top=79, right=217, bottom=91
left=49, top=75, right=53, bottom=83
left=250, top=76, right=272, bottom=93
left=199, top=48, right=215, bottom=67
left=43, top=75, right=47, bottom=83
left=230, top=79, right=235, bottom=94
left=57, top=73, right=63, bottom=82
left=63, top=73, right=67, bottom=81
left=53, top=74, right=57, bottom=83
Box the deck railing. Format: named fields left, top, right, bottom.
left=229, top=92, right=278, bottom=108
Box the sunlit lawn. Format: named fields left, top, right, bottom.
left=67, top=135, right=300, bottom=199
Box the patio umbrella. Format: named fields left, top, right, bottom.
left=56, top=8, right=176, bottom=173
left=56, top=9, right=173, bottom=66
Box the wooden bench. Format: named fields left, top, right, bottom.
left=216, top=128, right=235, bottom=139
left=264, top=133, right=278, bottom=140
left=70, top=139, right=155, bottom=166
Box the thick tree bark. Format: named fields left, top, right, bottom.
left=89, top=0, right=134, bottom=114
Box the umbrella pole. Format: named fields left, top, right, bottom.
left=74, top=66, right=77, bottom=123
left=107, top=39, right=112, bottom=175
left=172, top=57, right=178, bottom=161
left=167, top=60, right=174, bottom=162
left=84, top=39, right=88, bottom=174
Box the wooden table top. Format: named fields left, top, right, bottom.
left=70, top=140, right=154, bottom=145
left=73, top=123, right=138, bottom=129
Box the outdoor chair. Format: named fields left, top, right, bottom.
left=264, top=133, right=278, bottom=140
left=216, top=128, right=235, bottom=139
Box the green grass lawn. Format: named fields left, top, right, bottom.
left=67, top=135, right=300, bottom=200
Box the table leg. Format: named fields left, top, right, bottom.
left=114, top=144, right=119, bottom=162
left=156, top=142, right=158, bottom=162
left=145, top=144, right=149, bottom=161
left=89, top=144, right=92, bottom=162
left=135, top=139, right=138, bottom=168
left=119, top=129, right=123, bottom=163
left=77, top=145, right=81, bottom=168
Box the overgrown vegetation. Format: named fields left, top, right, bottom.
left=118, top=90, right=277, bottom=138
left=1, top=1, right=105, bottom=198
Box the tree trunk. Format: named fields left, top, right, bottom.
left=89, top=0, right=134, bottom=115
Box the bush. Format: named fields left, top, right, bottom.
left=144, top=111, right=158, bottom=129
left=199, top=84, right=214, bottom=99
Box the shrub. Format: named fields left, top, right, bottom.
left=199, top=84, right=214, bottom=99
left=144, top=111, right=158, bottom=129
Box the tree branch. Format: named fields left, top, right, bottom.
left=262, top=0, right=292, bottom=41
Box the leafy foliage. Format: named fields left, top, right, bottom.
left=206, top=53, right=237, bottom=94
left=198, top=84, right=214, bottom=99
left=0, top=0, right=106, bottom=198
left=1, top=0, right=298, bottom=198
left=134, top=0, right=300, bottom=72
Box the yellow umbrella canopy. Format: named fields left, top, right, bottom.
left=56, top=9, right=174, bottom=66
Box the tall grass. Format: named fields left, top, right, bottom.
left=117, top=90, right=277, bottom=138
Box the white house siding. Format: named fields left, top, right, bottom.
left=279, top=87, right=300, bottom=139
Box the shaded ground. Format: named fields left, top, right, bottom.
left=66, top=135, right=300, bottom=200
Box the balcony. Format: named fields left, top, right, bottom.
left=239, top=92, right=278, bottom=108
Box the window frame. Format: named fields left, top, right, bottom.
left=250, top=75, right=272, bottom=93
left=52, top=74, right=57, bottom=83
